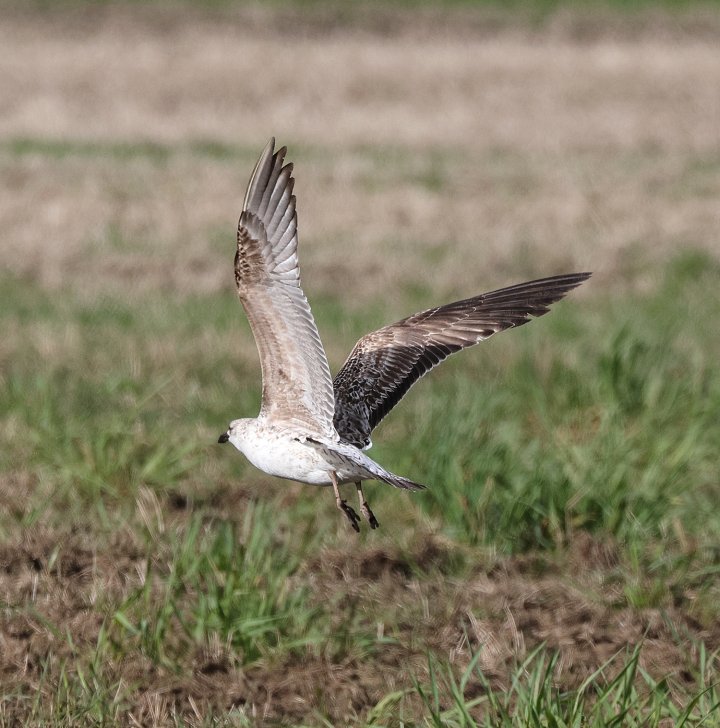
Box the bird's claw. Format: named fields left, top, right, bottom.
left=338, top=499, right=361, bottom=532
left=361, top=502, right=379, bottom=529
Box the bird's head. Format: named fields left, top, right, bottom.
left=218, top=419, right=249, bottom=446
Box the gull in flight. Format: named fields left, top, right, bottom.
left=218, top=139, right=590, bottom=531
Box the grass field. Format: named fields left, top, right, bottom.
left=2, top=2, right=720, bottom=725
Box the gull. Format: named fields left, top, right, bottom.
left=218, top=139, right=590, bottom=531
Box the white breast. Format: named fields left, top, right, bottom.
left=231, top=425, right=335, bottom=486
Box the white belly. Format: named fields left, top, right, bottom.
left=234, top=430, right=336, bottom=486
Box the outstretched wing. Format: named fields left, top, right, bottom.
left=235, top=138, right=336, bottom=437
left=333, top=272, right=591, bottom=448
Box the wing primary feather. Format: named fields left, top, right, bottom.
left=243, top=138, right=276, bottom=212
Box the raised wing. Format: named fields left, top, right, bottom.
left=333, top=272, right=591, bottom=448
left=235, top=138, right=336, bottom=437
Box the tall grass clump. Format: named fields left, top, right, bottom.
left=112, top=502, right=324, bottom=665
left=392, top=643, right=720, bottom=727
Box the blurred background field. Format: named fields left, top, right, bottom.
left=1, top=1, right=720, bottom=725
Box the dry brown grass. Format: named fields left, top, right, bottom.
left=3, top=4, right=719, bottom=150
left=4, top=149, right=719, bottom=313
left=1, top=4, right=719, bottom=309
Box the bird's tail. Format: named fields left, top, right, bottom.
left=304, top=437, right=428, bottom=491
left=376, top=472, right=427, bottom=491
left=355, top=459, right=428, bottom=491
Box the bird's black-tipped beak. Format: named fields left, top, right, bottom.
left=218, top=432, right=230, bottom=444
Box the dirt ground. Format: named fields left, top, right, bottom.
left=1, top=509, right=716, bottom=723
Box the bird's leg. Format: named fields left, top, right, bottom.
left=355, top=481, right=379, bottom=529
left=331, top=471, right=360, bottom=532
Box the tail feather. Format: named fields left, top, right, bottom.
left=303, top=436, right=428, bottom=491
left=377, top=473, right=427, bottom=491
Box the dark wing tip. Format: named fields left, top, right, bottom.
left=479, top=271, right=592, bottom=306
left=499, top=271, right=592, bottom=320
left=262, top=137, right=276, bottom=156
left=534, top=270, right=592, bottom=306
left=537, top=270, right=592, bottom=299
left=563, top=271, right=592, bottom=285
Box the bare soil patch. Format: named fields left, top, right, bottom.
left=1, top=518, right=715, bottom=723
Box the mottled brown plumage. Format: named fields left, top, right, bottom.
left=332, top=273, right=591, bottom=448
